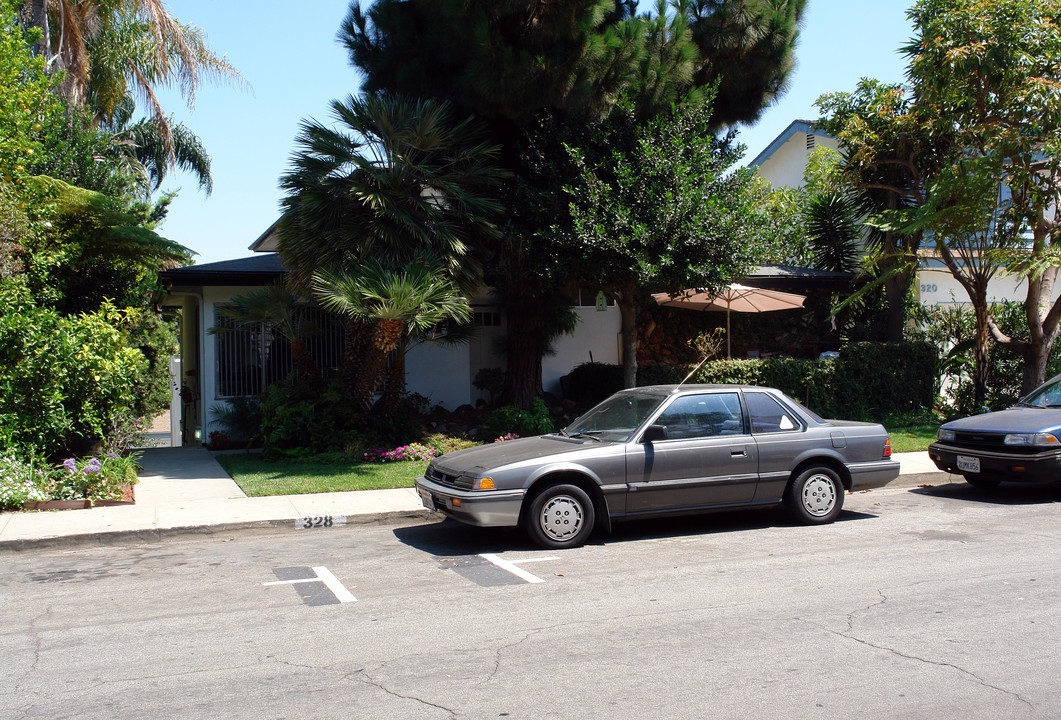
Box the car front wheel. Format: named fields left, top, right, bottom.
left=786, top=466, right=844, bottom=524
left=525, top=483, right=595, bottom=549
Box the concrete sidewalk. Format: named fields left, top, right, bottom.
left=0, top=447, right=955, bottom=551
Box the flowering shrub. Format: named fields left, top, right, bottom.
left=52, top=452, right=140, bottom=501
left=0, top=456, right=51, bottom=509
left=207, top=430, right=234, bottom=450
left=493, top=433, right=519, bottom=443
left=363, top=442, right=437, bottom=463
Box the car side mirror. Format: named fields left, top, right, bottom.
left=642, top=424, right=668, bottom=443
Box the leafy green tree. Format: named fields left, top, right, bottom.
left=816, top=79, right=943, bottom=342
left=341, top=0, right=807, bottom=407
left=560, top=96, right=769, bottom=386
left=903, top=0, right=1061, bottom=394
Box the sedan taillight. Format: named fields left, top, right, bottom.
left=883, top=438, right=892, bottom=458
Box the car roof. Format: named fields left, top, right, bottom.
left=635, top=384, right=781, bottom=394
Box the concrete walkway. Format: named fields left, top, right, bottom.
left=0, top=447, right=955, bottom=551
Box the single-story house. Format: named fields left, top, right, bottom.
left=159, top=222, right=851, bottom=447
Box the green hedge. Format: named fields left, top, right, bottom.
left=570, top=341, right=939, bottom=421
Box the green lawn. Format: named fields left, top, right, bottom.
left=886, top=425, right=938, bottom=453
left=215, top=454, right=428, bottom=497
left=217, top=425, right=938, bottom=497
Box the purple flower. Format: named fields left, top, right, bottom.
left=63, top=458, right=76, bottom=472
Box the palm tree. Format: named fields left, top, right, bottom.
left=26, top=0, right=242, bottom=160
left=277, top=94, right=506, bottom=294
left=313, top=259, right=473, bottom=411
left=101, top=95, right=212, bottom=197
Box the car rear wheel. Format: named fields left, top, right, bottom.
left=786, top=466, right=844, bottom=524
left=525, top=483, right=595, bottom=549
left=963, top=473, right=1002, bottom=489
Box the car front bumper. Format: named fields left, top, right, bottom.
left=929, top=442, right=1061, bottom=483
left=847, top=459, right=901, bottom=491
left=414, top=476, right=526, bottom=527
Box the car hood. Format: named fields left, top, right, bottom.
left=433, top=435, right=598, bottom=476
left=942, top=406, right=1061, bottom=434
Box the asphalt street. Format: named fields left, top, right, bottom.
left=3, top=479, right=1061, bottom=719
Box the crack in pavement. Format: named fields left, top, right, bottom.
left=352, top=668, right=459, bottom=718
left=484, top=630, right=537, bottom=685
left=825, top=590, right=1034, bottom=711
left=13, top=605, right=50, bottom=694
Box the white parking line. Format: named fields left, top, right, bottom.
left=312, top=566, right=357, bottom=603
left=479, top=553, right=560, bottom=584
left=263, top=566, right=357, bottom=603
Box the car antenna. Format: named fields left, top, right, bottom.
left=677, top=354, right=711, bottom=389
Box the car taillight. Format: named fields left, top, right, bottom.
left=883, top=438, right=892, bottom=458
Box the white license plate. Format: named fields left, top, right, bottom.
left=957, top=455, right=980, bottom=473
left=419, top=489, right=434, bottom=509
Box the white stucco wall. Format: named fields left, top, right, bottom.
left=405, top=341, right=477, bottom=409
left=543, top=305, right=622, bottom=395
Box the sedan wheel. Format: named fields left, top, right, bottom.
left=786, top=466, right=844, bottom=524
left=525, top=483, right=595, bottom=549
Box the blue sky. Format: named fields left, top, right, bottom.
left=156, top=0, right=916, bottom=265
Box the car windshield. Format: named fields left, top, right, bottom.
left=1019, top=375, right=1061, bottom=408
left=561, top=390, right=669, bottom=442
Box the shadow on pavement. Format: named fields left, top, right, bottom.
left=394, top=505, right=877, bottom=555
left=911, top=480, right=1061, bottom=506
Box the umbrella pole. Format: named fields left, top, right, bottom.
left=726, top=307, right=732, bottom=359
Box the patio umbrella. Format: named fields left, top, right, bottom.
left=652, top=284, right=806, bottom=359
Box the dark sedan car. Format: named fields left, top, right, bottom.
left=929, top=373, right=1061, bottom=488
left=416, top=384, right=899, bottom=548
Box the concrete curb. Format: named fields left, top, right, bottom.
left=0, top=509, right=440, bottom=554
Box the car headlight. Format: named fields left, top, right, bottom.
left=937, top=428, right=956, bottom=442
left=1003, top=433, right=1060, bottom=447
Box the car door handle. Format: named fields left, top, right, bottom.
left=731, top=450, right=747, bottom=458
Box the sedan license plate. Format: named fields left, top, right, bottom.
left=957, top=455, right=980, bottom=473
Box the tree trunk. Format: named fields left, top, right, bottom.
left=616, top=283, right=639, bottom=389
left=1021, top=341, right=1051, bottom=397
left=504, top=309, right=544, bottom=409
left=1018, top=266, right=1061, bottom=395
left=289, top=338, right=319, bottom=382
left=376, top=348, right=406, bottom=416
left=351, top=319, right=403, bottom=408
left=883, top=268, right=907, bottom=342
left=972, top=300, right=990, bottom=409
left=28, top=0, right=50, bottom=60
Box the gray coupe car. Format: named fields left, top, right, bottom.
left=929, top=373, right=1061, bottom=487
left=415, top=384, right=899, bottom=548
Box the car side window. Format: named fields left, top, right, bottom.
left=745, top=392, right=801, bottom=434
left=655, top=393, right=744, bottom=439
